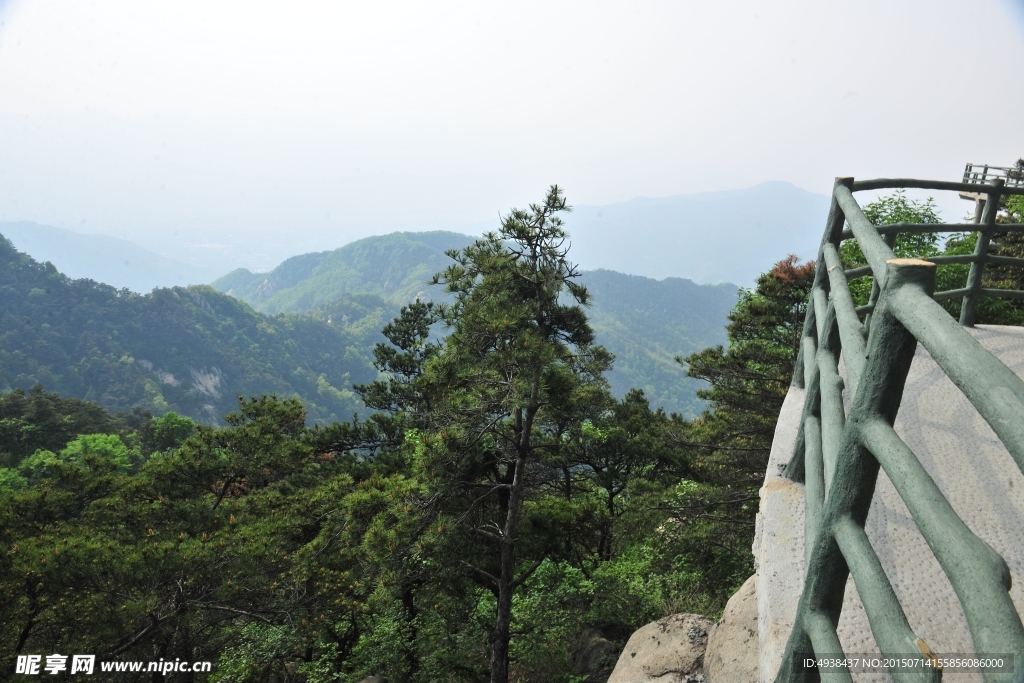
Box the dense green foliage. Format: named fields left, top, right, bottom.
left=213, top=233, right=737, bottom=417
left=0, top=386, right=138, bottom=468
left=839, top=186, right=1024, bottom=325
left=1, top=188, right=771, bottom=683
left=671, top=256, right=816, bottom=580
left=838, top=190, right=943, bottom=306
left=0, top=234, right=381, bottom=424
left=0, top=388, right=696, bottom=682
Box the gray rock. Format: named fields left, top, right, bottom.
left=704, top=575, right=758, bottom=683
left=570, top=627, right=620, bottom=681
left=607, top=613, right=715, bottom=683
left=356, top=677, right=389, bottom=683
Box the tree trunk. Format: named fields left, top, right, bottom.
left=400, top=581, right=421, bottom=678
left=489, top=451, right=528, bottom=683
left=489, top=539, right=515, bottom=683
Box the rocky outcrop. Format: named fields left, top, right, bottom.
left=607, top=613, right=715, bottom=683
left=704, top=575, right=758, bottom=683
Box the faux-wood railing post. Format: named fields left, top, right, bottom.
left=785, top=177, right=852, bottom=484
left=960, top=178, right=1004, bottom=326
left=775, top=259, right=942, bottom=683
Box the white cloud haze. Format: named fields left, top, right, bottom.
left=0, top=0, right=1022, bottom=275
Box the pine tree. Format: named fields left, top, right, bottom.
left=422, top=185, right=612, bottom=683
left=665, top=256, right=814, bottom=588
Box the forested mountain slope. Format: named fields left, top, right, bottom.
left=215, top=231, right=474, bottom=314
left=214, top=233, right=739, bottom=416
left=0, top=235, right=379, bottom=424
left=0, top=225, right=739, bottom=420
left=582, top=269, right=737, bottom=413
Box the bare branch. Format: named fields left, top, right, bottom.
left=470, top=526, right=503, bottom=544
left=511, top=557, right=545, bottom=590
left=460, top=560, right=499, bottom=587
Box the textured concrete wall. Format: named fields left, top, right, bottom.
left=755, top=326, right=1024, bottom=683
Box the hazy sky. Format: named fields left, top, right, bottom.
left=1, top=0, right=1022, bottom=273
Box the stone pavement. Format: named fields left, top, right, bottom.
left=755, top=325, right=1024, bottom=683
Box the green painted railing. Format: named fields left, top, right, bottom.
left=962, top=163, right=1024, bottom=190
left=776, top=176, right=1024, bottom=683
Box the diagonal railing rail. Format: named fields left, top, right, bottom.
left=775, top=176, right=1024, bottom=683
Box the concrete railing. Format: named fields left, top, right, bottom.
left=773, top=177, right=1024, bottom=683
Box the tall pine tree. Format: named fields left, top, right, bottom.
left=422, top=186, right=612, bottom=683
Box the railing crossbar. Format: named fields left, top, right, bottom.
left=832, top=516, right=941, bottom=683
left=822, top=242, right=866, bottom=395
left=979, top=287, right=1024, bottom=300
left=851, top=178, right=1024, bottom=195
left=859, top=419, right=1023, bottom=659
left=891, top=285, right=1024, bottom=475
left=987, top=254, right=1024, bottom=267
left=840, top=222, right=1024, bottom=241
left=847, top=256, right=1024, bottom=281
left=932, top=287, right=1024, bottom=302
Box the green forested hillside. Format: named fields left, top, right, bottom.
left=0, top=235, right=380, bottom=424
left=214, top=231, right=475, bottom=313
left=0, top=225, right=737, bottom=422
left=582, top=270, right=737, bottom=414
left=214, top=233, right=738, bottom=416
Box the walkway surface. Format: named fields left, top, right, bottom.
left=754, top=325, right=1024, bottom=683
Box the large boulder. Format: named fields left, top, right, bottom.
left=704, top=575, right=758, bottom=683
left=607, top=613, right=715, bottom=683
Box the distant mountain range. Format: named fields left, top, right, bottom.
left=566, top=181, right=829, bottom=285
left=579, top=269, right=737, bottom=414
left=2, top=180, right=825, bottom=416
left=3, top=182, right=828, bottom=288
left=213, top=232, right=739, bottom=415
left=0, top=221, right=216, bottom=292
